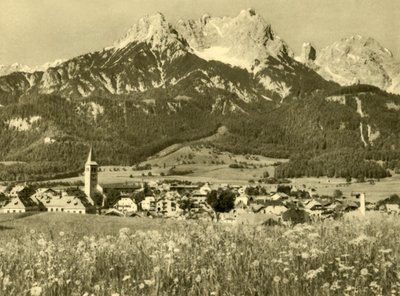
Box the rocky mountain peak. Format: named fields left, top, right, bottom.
left=176, top=9, right=292, bottom=70
left=302, top=35, right=400, bottom=94
left=112, top=12, right=188, bottom=52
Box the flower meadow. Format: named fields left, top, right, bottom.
left=1, top=213, right=400, bottom=295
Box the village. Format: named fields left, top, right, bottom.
left=1, top=148, right=400, bottom=224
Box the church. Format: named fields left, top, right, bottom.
left=84, top=146, right=99, bottom=205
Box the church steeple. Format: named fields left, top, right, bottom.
left=84, top=146, right=98, bottom=205
left=86, top=146, right=98, bottom=165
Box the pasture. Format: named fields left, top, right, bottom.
left=0, top=212, right=400, bottom=295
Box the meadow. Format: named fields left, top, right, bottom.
left=0, top=213, right=400, bottom=295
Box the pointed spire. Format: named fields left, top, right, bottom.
left=86, top=146, right=98, bottom=165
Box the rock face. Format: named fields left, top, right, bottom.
left=300, top=35, right=400, bottom=94
left=177, top=8, right=293, bottom=70
left=296, top=43, right=317, bottom=64
left=0, top=63, right=34, bottom=77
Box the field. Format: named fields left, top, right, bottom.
left=1, top=213, right=400, bottom=295
left=57, top=145, right=287, bottom=185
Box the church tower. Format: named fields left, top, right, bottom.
left=84, top=147, right=98, bottom=204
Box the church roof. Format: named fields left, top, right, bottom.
left=86, top=147, right=98, bottom=166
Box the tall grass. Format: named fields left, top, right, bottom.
left=0, top=213, right=399, bottom=295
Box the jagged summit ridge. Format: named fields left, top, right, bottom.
left=298, top=35, right=400, bottom=94
left=177, top=9, right=293, bottom=70
left=112, top=12, right=189, bottom=53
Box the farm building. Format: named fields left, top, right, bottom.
left=114, top=197, right=138, bottom=213
left=257, top=200, right=288, bottom=216
left=2, top=196, right=38, bottom=213
left=155, top=199, right=180, bottom=216
left=140, top=196, right=156, bottom=211
left=44, top=193, right=87, bottom=214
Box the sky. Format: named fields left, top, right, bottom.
left=0, top=0, right=399, bottom=67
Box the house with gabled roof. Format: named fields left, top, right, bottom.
left=9, top=185, right=34, bottom=199
left=43, top=192, right=87, bottom=214
left=256, top=200, right=288, bottom=216
left=2, top=196, right=38, bottom=213
left=114, top=197, right=138, bottom=213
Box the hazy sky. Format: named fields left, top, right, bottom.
left=0, top=0, right=399, bottom=66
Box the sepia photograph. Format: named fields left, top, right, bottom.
left=0, top=0, right=400, bottom=295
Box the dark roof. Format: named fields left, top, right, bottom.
left=379, top=195, right=400, bottom=205
left=100, top=183, right=141, bottom=190
left=19, top=196, right=37, bottom=207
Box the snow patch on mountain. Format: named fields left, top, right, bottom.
left=44, top=137, right=57, bottom=144
left=355, top=97, right=365, bottom=117
left=359, top=123, right=367, bottom=147
left=77, top=102, right=104, bottom=120
left=177, top=9, right=293, bottom=72
left=261, top=95, right=273, bottom=101
left=259, top=76, right=291, bottom=99
left=211, top=97, right=247, bottom=115
left=326, top=95, right=346, bottom=105
left=194, top=47, right=251, bottom=69
left=6, top=116, right=41, bottom=131
left=304, top=35, right=400, bottom=94
left=367, top=124, right=380, bottom=145
left=386, top=102, right=400, bottom=111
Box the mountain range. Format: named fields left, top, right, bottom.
left=1, top=9, right=400, bottom=181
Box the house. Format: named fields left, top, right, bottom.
left=98, top=183, right=142, bottom=197
left=2, top=196, right=38, bottom=213
left=163, top=191, right=181, bottom=200
left=155, top=199, right=181, bottom=216
left=104, top=208, right=124, bottom=216
left=170, top=184, right=199, bottom=193
left=386, top=203, right=400, bottom=213
left=230, top=201, right=251, bottom=217
left=9, top=185, right=34, bottom=198
left=115, top=197, right=138, bottom=213
left=140, top=196, right=156, bottom=211
left=256, top=200, right=288, bottom=216
left=191, top=190, right=208, bottom=203
left=271, top=192, right=289, bottom=201
left=199, top=183, right=212, bottom=195
left=32, top=188, right=59, bottom=203
left=305, top=200, right=324, bottom=211
left=235, top=193, right=249, bottom=205
left=44, top=192, right=87, bottom=214
left=253, top=195, right=270, bottom=204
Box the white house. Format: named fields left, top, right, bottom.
left=235, top=193, right=249, bottom=206
left=199, top=183, right=212, bottom=195
left=115, top=197, right=138, bottom=213
left=140, top=196, right=156, bottom=211
left=271, top=192, right=289, bottom=201
left=155, top=199, right=181, bottom=216
left=191, top=190, right=207, bottom=203
left=259, top=202, right=288, bottom=216
left=44, top=192, right=87, bottom=214
left=2, top=196, right=38, bottom=213
left=386, top=203, right=400, bottom=213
